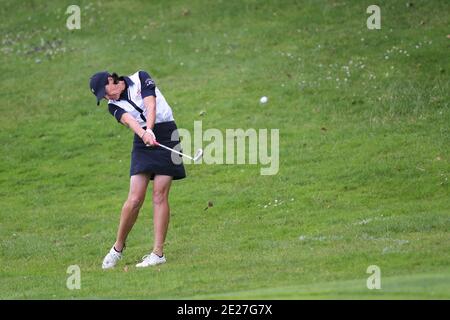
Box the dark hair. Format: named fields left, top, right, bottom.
left=110, top=72, right=124, bottom=84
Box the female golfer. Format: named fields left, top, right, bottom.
left=89, top=70, right=185, bottom=269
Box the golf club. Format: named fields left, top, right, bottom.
left=152, top=141, right=203, bottom=162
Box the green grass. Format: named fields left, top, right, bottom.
left=0, top=0, right=449, bottom=299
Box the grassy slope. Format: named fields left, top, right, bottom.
left=0, top=0, right=449, bottom=299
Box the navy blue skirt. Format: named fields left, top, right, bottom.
left=130, top=121, right=186, bottom=180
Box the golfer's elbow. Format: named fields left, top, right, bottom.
left=120, top=113, right=131, bottom=127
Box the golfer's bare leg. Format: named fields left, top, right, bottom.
left=152, top=175, right=173, bottom=256
left=114, top=174, right=150, bottom=251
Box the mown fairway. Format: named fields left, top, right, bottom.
left=0, top=0, right=449, bottom=299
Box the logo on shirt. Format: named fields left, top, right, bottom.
left=145, top=78, right=154, bottom=87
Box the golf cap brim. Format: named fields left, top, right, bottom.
left=89, top=71, right=110, bottom=105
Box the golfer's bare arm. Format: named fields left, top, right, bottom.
left=143, top=96, right=156, bottom=131
left=119, top=97, right=156, bottom=143
left=120, top=113, right=146, bottom=138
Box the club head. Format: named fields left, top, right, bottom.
left=193, top=149, right=203, bottom=162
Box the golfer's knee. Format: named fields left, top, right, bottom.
left=152, top=190, right=167, bottom=205
left=126, top=196, right=144, bottom=210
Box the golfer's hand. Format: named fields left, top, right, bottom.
left=142, top=129, right=157, bottom=146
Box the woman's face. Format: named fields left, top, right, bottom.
left=104, top=77, right=123, bottom=100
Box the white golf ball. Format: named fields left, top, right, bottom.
left=260, top=96, right=268, bottom=104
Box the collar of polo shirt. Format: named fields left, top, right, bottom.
left=123, top=77, right=134, bottom=86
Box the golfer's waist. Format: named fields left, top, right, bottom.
left=135, top=121, right=179, bottom=142
left=141, top=120, right=177, bottom=131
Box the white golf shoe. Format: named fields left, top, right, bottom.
left=102, top=246, right=123, bottom=269
left=136, top=252, right=166, bottom=268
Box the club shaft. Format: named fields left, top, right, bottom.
left=156, top=142, right=194, bottom=160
